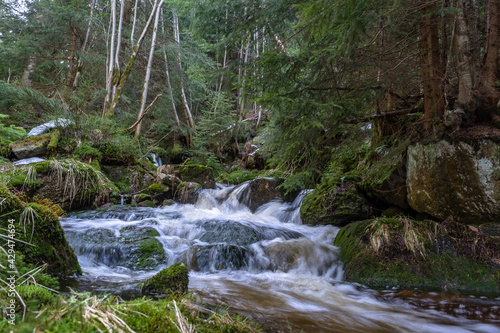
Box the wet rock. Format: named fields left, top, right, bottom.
left=192, top=244, right=251, bottom=271
left=407, top=140, right=500, bottom=224
left=66, top=226, right=166, bottom=270
left=140, top=263, right=189, bottom=294
left=176, top=182, right=201, bottom=204
left=10, top=133, right=51, bottom=159
left=229, top=178, right=293, bottom=212
left=197, top=220, right=303, bottom=245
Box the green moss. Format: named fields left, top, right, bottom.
left=9, top=133, right=51, bottom=151
left=148, top=183, right=163, bottom=195
left=217, top=169, right=259, bottom=184
left=47, top=129, right=60, bottom=151
left=175, top=164, right=215, bottom=189
left=300, top=171, right=367, bottom=226
left=74, top=143, right=102, bottom=161
left=16, top=285, right=56, bottom=307
left=334, top=217, right=500, bottom=294
left=0, top=184, right=81, bottom=276
left=138, top=200, right=156, bottom=208
left=135, top=193, right=150, bottom=203
left=140, top=263, right=189, bottom=295
left=135, top=238, right=166, bottom=270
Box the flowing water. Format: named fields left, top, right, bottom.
left=61, top=182, right=500, bottom=333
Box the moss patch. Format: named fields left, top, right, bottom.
left=334, top=217, right=500, bottom=294
left=175, top=164, right=215, bottom=189
left=140, top=263, right=189, bottom=295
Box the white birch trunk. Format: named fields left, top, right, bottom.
left=73, top=0, right=95, bottom=88
left=174, top=12, right=195, bottom=132
left=135, top=0, right=164, bottom=137
left=103, top=0, right=117, bottom=113
left=130, top=0, right=138, bottom=46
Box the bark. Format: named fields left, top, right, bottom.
left=173, top=12, right=195, bottom=145
left=135, top=0, right=164, bottom=138
left=478, top=0, right=500, bottom=118
left=21, top=57, right=36, bottom=87
left=115, top=0, right=125, bottom=71
left=452, top=0, right=479, bottom=118
left=103, top=0, right=117, bottom=113
left=420, top=1, right=445, bottom=132
left=66, top=26, right=78, bottom=88
left=103, top=0, right=160, bottom=118
left=73, top=0, right=96, bottom=88
left=161, top=10, right=181, bottom=127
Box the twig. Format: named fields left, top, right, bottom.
left=127, top=94, right=162, bottom=130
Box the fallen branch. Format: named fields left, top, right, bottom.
left=126, top=94, right=162, bottom=130
left=343, top=108, right=419, bottom=124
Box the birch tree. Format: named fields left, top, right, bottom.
left=135, top=0, right=164, bottom=138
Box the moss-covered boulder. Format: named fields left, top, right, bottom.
left=175, top=182, right=202, bottom=204
left=360, top=140, right=410, bottom=209
left=140, top=263, right=189, bottom=295
left=407, top=139, right=500, bottom=224
left=102, top=164, right=155, bottom=194
left=10, top=133, right=51, bottom=160
left=334, top=216, right=500, bottom=293
left=300, top=173, right=371, bottom=226
left=174, top=164, right=215, bottom=189
left=1, top=159, right=119, bottom=210
left=0, top=185, right=81, bottom=276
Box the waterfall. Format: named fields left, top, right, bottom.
left=150, top=153, right=162, bottom=167
left=60, top=185, right=500, bottom=333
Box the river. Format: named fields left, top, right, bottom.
left=60, top=182, right=500, bottom=333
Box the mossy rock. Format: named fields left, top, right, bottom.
left=0, top=185, right=81, bottom=276
left=10, top=133, right=51, bottom=160
left=148, top=183, right=163, bottom=195
left=334, top=217, right=500, bottom=294
left=175, top=182, right=202, bottom=204
left=300, top=172, right=371, bottom=226
left=138, top=200, right=156, bottom=208
left=2, top=159, right=120, bottom=210
left=174, top=164, right=215, bottom=189
left=140, top=263, right=189, bottom=295
left=135, top=193, right=151, bottom=203
left=359, top=140, right=410, bottom=209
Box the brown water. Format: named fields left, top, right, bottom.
left=61, top=183, right=500, bottom=333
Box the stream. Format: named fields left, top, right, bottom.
left=61, top=182, right=500, bottom=333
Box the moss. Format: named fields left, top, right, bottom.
left=175, top=164, right=215, bottom=189
left=135, top=238, right=166, bottom=270
left=148, top=183, right=163, bottom=195
left=47, top=129, right=60, bottom=151
left=138, top=200, right=156, bottom=208
left=300, top=171, right=368, bottom=226
left=135, top=193, right=150, bottom=203
left=16, top=285, right=56, bottom=307
left=334, top=217, right=500, bottom=294
left=217, top=169, right=259, bottom=184
left=140, top=263, right=189, bottom=295
left=74, top=143, right=102, bottom=161
left=0, top=185, right=81, bottom=276
left=9, top=133, right=51, bottom=150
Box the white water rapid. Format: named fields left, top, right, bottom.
left=61, top=183, right=500, bottom=333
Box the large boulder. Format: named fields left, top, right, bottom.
left=174, top=164, right=215, bottom=189
left=300, top=173, right=371, bottom=226
left=334, top=217, right=500, bottom=294
left=407, top=140, right=500, bottom=224
left=3, top=159, right=119, bottom=210
left=360, top=141, right=410, bottom=209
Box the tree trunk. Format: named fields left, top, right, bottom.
left=135, top=0, right=164, bottom=138
left=478, top=0, right=500, bottom=120
left=103, top=0, right=160, bottom=118
left=173, top=12, right=195, bottom=145
left=161, top=10, right=181, bottom=127
left=452, top=0, right=479, bottom=122
left=73, top=0, right=96, bottom=88
left=103, top=0, right=117, bottom=114
left=420, top=1, right=445, bottom=132
left=66, top=26, right=78, bottom=88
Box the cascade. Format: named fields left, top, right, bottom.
left=61, top=184, right=500, bottom=333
